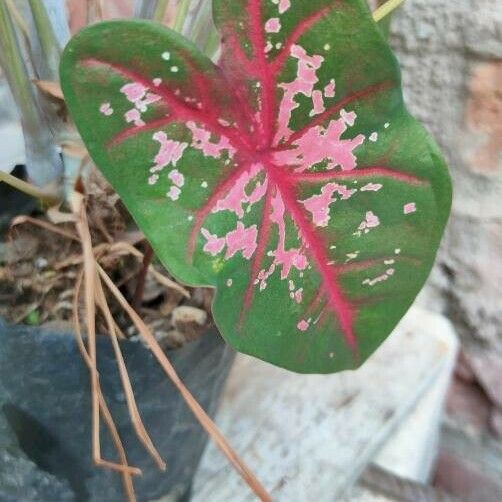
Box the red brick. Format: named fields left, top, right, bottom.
left=434, top=451, right=502, bottom=501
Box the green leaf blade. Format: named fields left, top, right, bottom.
left=61, top=1, right=451, bottom=374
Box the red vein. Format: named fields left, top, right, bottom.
left=283, top=81, right=394, bottom=147
left=108, top=116, right=177, bottom=147
left=221, top=28, right=256, bottom=69
left=335, top=255, right=421, bottom=274
left=266, top=163, right=358, bottom=353
left=248, top=0, right=275, bottom=147
left=270, top=5, right=335, bottom=73
left=82, top=58, right=248, bottom=152
left=241, top=187, right=274, bottom=322
left=291, top=166, right=428, bottom=186
left=305, top=287, right=325, bottom=318
left=188, top=161, right=253, bottom=260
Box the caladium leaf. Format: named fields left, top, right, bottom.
left=60, top=0, right=452, bottom=374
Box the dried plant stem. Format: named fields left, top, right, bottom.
left=71, top=194, right=164, bottom=470
left=97, top=264, right=272, bottom=502
left=73, top=269, right=138, bottom=502
left=94, top=275, right=166, bottom=470
left=132, top=243, right=154, bottom=312
left=106, top=241, right=190, bottom=298
left=10, top=215, right=78, bottom=241
left=70, top=192, right=101, bottom=474
left=373, top=0, right=405, bottom=22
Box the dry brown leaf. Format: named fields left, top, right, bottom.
left=61, top=141, right=89, bottom=160
left=47, top=205, right=78, bottom=224
left=34, top=80, right=65, bottom=100
left=72, top=267, right=139, bottom=502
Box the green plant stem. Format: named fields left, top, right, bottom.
left=27, top=0, right=61, bottom=80
left=204, top=28, right=220, bottom=59
left=0, top=170, right=60, bottom=206
left=173, top=0, right=192, bottom=32
left=152, top=0, right=169, bottom=23
left=187, top=0, right=216, bottom=51
left=0, top=2, right=37, bottom=127
left=373, top=0, right=405, bottom=22
left=0, top=1, right=62, bottom=187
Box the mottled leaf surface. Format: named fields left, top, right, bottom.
left=60, top=0, right=452, bottom=373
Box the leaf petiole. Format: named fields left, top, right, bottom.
left=0, top=169, right=60, bottom=206
left=372, top=0, right=406, bottom=23
left=173, top=0, right=192, bottom=33
left=153, top=0, right=169, bottom=23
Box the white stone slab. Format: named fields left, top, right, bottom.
left=192, top=307, right=457, bottom=501
left=373, top=311, right=458, bottom=482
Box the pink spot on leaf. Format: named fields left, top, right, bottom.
left=275, top=45, right=325, bottom=144
left=135, top=92, right=161, bottom=113
left=121, top=82, right=147, bottom=103
left=168, top=169, right=185, bottom=187
left=270, top=193, right=308, bottom=279
left=265, top=18, right=281, bottom=33
left=340, top=108, right=356, bottom=127
left=357, top=211, right=380, bottom=234
left=99, top=102, right=113, bottom=116
left=404, top=202, right=417, bottom=214
left=274, top=118, right=365, bottom=172
left=151, top=132, right=188, bottom=173
left=201, top=228, right=226, bottom=256
left=311, top=90, right=325, bottom=116
left=125, top=109, right=145, bottom=127
left=120, top=83, right=160, bottom=121
left=363, top=268, right=395, bottom=287
left=187, top=121, right=236, bottom=159
left=360, top=183, right=383, bottom=192
left=297, top=320, right=309, bottom=331
left=302, top=183, right=357, bottom=227
left=278, top=0, right=291, bottom=14
left=324, top=79, right=336, bottom=98
left=167, top=186, right=181, bottom=201
left=225, top=222, right=258, bottom=260
left=294, top=288, right=304, bottom=304
left=213, top=164, right=267, bottom=218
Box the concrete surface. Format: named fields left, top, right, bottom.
left=192, top=307, right=458, bottom=501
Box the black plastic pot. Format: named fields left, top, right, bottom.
left=0, top=165, right=37, bottom=232
left=0, top=320, right=234, bottom=501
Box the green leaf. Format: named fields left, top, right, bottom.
left=60, top=0, right=451, bottom=374
left=25, top=309, right=40, bottom=326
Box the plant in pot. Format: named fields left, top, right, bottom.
left=0, top=0, right=451, bottom=501
left=0, top=2, right=241, bottom=501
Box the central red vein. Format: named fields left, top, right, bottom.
left=248, top=0, right=275, bottom=148
left=265, top=161, right=358, bottom=352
